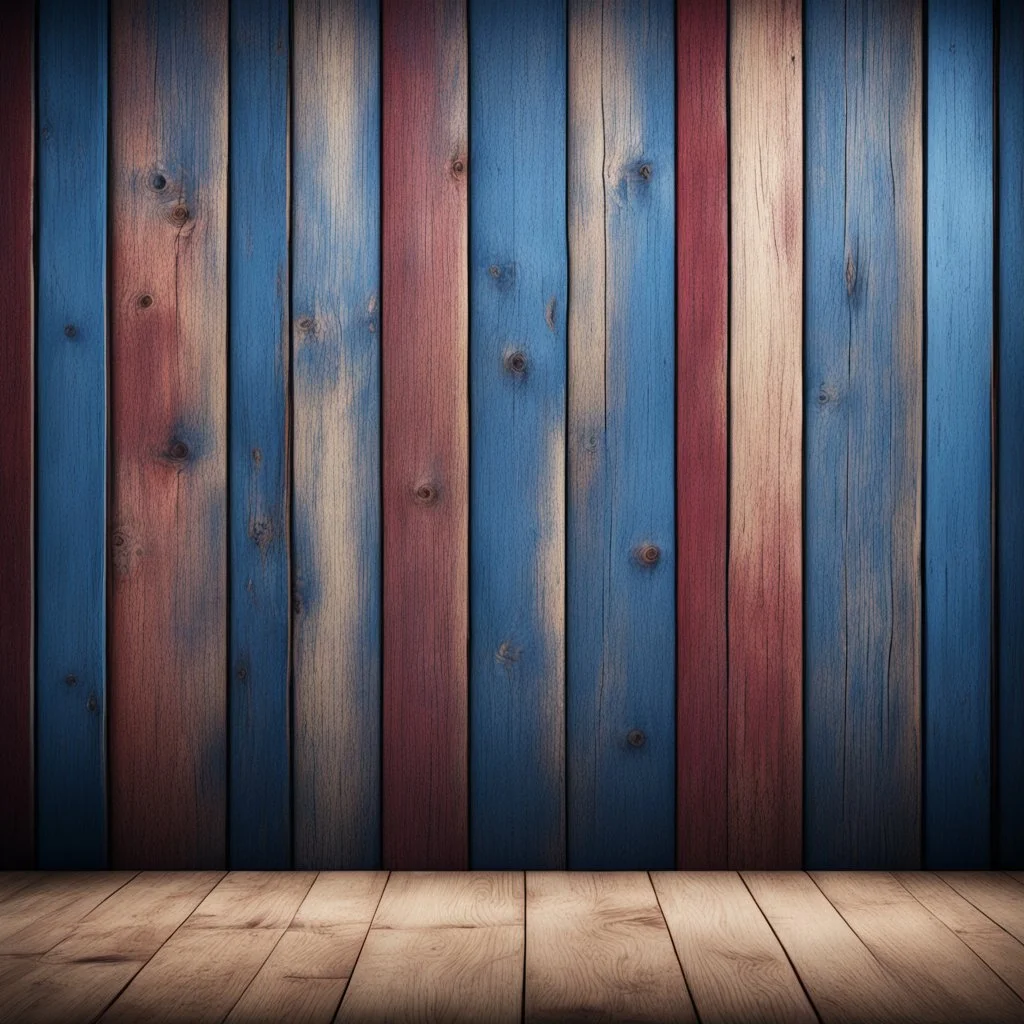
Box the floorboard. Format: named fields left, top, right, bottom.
left=939, top=872, right=1024, bottom=943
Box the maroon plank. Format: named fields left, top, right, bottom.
left=381, top=0, right=469, bottom=869
left=0, top=1, right=35, bottom=869
left=676, top=0, right=728, bottom=869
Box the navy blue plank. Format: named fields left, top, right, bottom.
left=805, top=0, right=923, bottom=869
left=228, top=0, right=291, bottom=868
left=925, top=0, right=994, bottom=868
left=469, top=0, right=567, bottom=869
left=567, top=0, right=676, bottom=869
left=999, top=0, right=1024, bottom=869
left=36, top=0, right=108, bottom=868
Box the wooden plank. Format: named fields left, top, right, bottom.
left=651, top=872, right=817, bottom=1024
left=898, top=873, right=1024, bottom=998
left=675, top=0, right=729, bottom=871
left=228, top=0, right=291, bottom=869
left=813, top=872, right=1023, bottom=1022
left=101, top=871, right=315, bottom=1023
left=468, top=0, right=566, bottom=871
left=0, top=0, right=34, bottom=872
left=744, top=871, right=919, bottom=1023
left=804, top=0, right=923, bottom=870
left=36, top=0, right=108, bottom=871
left=109, top=0, right=229, bottom=869
left=999, top=0, right=1024, bottom=871
left=381, top=0, right=469, bottom=870
left=567, top=0, right=676, bottom=871
left=728, top=0, right=803, bottom=869
left=227, top=872, right=387, bottom=1023
left=336, top=872, right=522, bottom=1023
left=0, top=874, right=41, bottom=903
left=525, top=872, right=695, bottom=1023
left=1009, top=873, right=1024, bottom=886
left=0, top=873, right=136, bottom=955
left=925, top=0, right=994, bottom=869
left=0, top=873, right=222, bottom=1024
left=292, top=0, right=381, bottom=871
left=940, top=872, right=1024, bottom=944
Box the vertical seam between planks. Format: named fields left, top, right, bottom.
left=103, top=0, right=114, bottom=872
left=331, top=871, right=391, bottom=1019
left=376, top=0, right=384, bottom=872
left=648, top=873, right=703, bottom=1024
left=224, top=0, right=233, bottom=872
left=990, top=0, right=1001, bottom=870
left=724, top=0, right=733, bottom=870
left=919, top=0, right=929, bottom=867
left=286, top=0, right=296, bottom=872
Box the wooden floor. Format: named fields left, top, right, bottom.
left=1, top=872, right=1023, bottom=1023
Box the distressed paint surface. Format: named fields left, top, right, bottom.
left=109, top=0, right=228, bottom=868
left=925, top=0, right=993, bottom=869
left=728, top=0, right=803, bottom=869
left=382, top=0, right=469, bottom=870
left=999, top=0, right=1023, bottom=870
left=675, top=0, right=728, bottom=870
left=469, top=0, right=567, bottom=871
left=805, top=0, right=923, bottom=869
left=292, top=0, right=381, bottom=870
left=0, top=0, right=34, bottom=870
left=567, top=0, right=676, bottom=870
left=36, top=0, right=109, bottom=869
left=229, top=0, right=291, bottom=869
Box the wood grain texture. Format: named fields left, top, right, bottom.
left=0, top=0, right=34, bottom=871
left=109, top=0, right=228, bottom=869
left=525, top=872, right=695, bottom=1023
left=939, top=872, right=1024, bottom=944
left=744, top=871, right=919, bottom=1023
left=999, top=0, right=1024, bottom=871
left=567, top=0, right=676, bottom=871
left=804, top=0, right=923, bottom=871
left=468, top=0, right=567, bottom=871
left=898, top=873, right=1024, bottom=998
left=675, top=0, right=729, bottom=872
left=651, top=872, right=817, bottom=1024
left=292, top=0, right=381, bottom=871
left=728, top=0, right=803, bottom=870
left=36, top=0, right=108, bottom=871
left=100, top=871, right=315, bottom=1023
left=336, top=872, right=523, bottom=1023
left=925, top=0, right=994, bottom=869
left=382, top=0, right=469, bottom=871
left=227, top=871, right=387, bottom=1022
left=228, top=0, right=291, bottom=870
left=813, top=872, right=1024, bottom=1022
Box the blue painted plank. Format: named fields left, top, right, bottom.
left=567, top=0, right=676, bottom=869
left=925, top=0, right=994, bottom=868
left=469, top=0, right=567, bottom=870
left=805, top=0, right=923, bottom=869
left=999, top=0, right=1024, bottom=869
left=228, top=0, right=291, bottom=868
left=36, top=0, right=108, bottom=869
left=291, top=0, right=381, bottom=869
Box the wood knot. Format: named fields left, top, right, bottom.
left=297, top=316, right=317, bottom=335
left=86, top=694, right=98, bottom=714
left=150, top=172, right=167, bottom=191
left=496, top=640, right=521, bottom=665
left=170, top=203, right=190, bottom=225
left=249, top=516, right=274, bottom=553
left=251, top=447, right=262, bottom=465
left=817, top=382, right=839, bottom=406
left=627, top=729, right=646, bottom=748
left=545, top=296, right=557, bottom=331
left=137, top=293, right=154, bottom=310
left=64, top=323, right=78, bottom=339
left=236, top=662, right=248, bottom=682
left=451, top=157, right=466, bottom=177
left=504, top=349, right=528, bottom=376
left=636, top=543, right=660, bottom=567
left=413, top=482, right=440, bottom=506
left=166, top=438, right=190, bottom=463
left=638, top=162, right=653, bottom=181
left=65, top=674, right=78, bottom=688
left=845, top=253, right=857, bottom=295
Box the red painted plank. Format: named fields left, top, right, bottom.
left=676, top=0, right=728, bottom=869
left=382, top=0, right=469, bottom=869
left=0, top=1, right=34, bottom=870
left=109, top=0, right=228, bottom=868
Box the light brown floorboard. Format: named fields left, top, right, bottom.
left=939, top=872, right=1024, bottom=944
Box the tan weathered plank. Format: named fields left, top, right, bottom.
left=899, top=873, right=1024, bottom=999
left=940, top=873, right=1024, bottom=944
left=813, top=872, right=1024, bottom=1022
left=101, top=871, right=315, bottom=1023
left=0, top=873, right=41, bottom=903
left=227, top=871, right=387, bottom=1023
left=744, top=871, right=918, bottom=1023
left=336, top=872, right=522, bottom=1023
left=651, top=872, right=816, bottom=1024
left=526, top=872, right=694, bottom=1023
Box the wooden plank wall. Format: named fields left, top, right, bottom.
left=2, top=0, right=1021, bottom=871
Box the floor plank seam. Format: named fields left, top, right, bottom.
left=330, top=870, right=391, bottom=1022
left=646, top=871, right=703, bottom=1024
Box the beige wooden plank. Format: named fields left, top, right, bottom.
left=651, top=871, right=816, bottom=1024
left=0, top=873, right=41, bottom=903
left=813, top=872, right=1024, bottom=1023
left=743, top=871, right=918, bottom=1023
left=525, top=872, right=694, bottom=1024
left=335, top=872, right=522, bottom=1024
left=1008, top=873, right=1024, bottom=886
left=100, top=871, right=316, bottom=1023
left=940, top=873, right=1024, bottom=943
left=899, top=873, right=1024, bottom=999
left=227, top=871, right=387, bottom=1023
left=0, top=873, right=136, bottom=954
